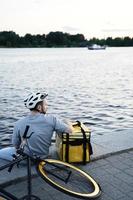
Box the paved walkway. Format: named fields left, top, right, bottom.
left=2, top=149, right=133, bottom=200
left=0, top=128, right=133, bottom=199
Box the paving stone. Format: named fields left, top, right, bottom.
left=100, top=164, right=122, bottom=175
left=93, top=158, right=110, bottom=166
left=102, top=184, right=125, bottom=199
left=126, top=191, right=133, bottom=199
left=124, top=167, right=133, bottom=176
left=97, top=174, right=133, bottom=196
left=117, top=195, right=133, bottom=200
left=118, top=158, right=133, bottom=167
left=114, top=172, right=133, bottom=184
left=106, top=155, right=121, bottom=162
left=109, top=161, right=130, bottom=170
left=98, top=192, right=115, bottom=200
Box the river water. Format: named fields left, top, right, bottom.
left=0, top=47, right=133, bottom=147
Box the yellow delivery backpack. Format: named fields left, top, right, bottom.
left=56, top=121, right=93, bottom=164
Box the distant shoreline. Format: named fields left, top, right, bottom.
left=0, top=31, right=133, bottom=48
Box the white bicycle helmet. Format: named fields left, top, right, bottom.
left=24, top=92, right=48, bottom=109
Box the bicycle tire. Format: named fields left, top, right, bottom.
left=37, top=159, right=101, bottom=199
left=0, top=189, right=18, bottom=200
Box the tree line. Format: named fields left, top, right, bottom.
left=0, top=31, right=133, bottom=47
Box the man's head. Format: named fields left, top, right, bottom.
left=24, top=92, right=48, bottom=114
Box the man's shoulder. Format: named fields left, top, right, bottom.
left=15, top=116, right=27, bottom=126
left=44, top=113, right=56, bottom=121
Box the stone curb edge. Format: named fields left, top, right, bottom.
left=91, top=147, right=133, bottom=161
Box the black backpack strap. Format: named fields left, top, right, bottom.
left=65, top=133, right=69, bottom=162
left=23, top=125, right=30, bottom=139
left=76, top=121, right=87, bottom=165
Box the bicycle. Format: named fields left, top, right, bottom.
left=0, top=126, right=101, bottom=200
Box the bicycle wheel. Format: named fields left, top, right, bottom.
left=0, top=196, right=7, bottom=200
left=0, top=197, right=16, bottom=200
left=37, top=159, right=101, bottom=199
left=0, top=190, right=18, bottom=200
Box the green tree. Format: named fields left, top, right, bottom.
left=123, top=36, right=132, bottom=46
left=46, top=32, right=66, bottom=46
left=113, top=37, right=123, bottom=46
left=106, top=37, right=113, bottom=46
left=69, top=34, right=86, bottom=46
left=0, top=31, right=20, bottom=47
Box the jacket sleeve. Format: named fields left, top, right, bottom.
left=54, top=117, right=72, bottom=133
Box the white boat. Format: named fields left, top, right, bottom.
left=88, top=44, right=106, bottom=50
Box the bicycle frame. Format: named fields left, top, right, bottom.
left=0, top=153, right=71, bottom=200
left=43, top=160, right=72, bottom=183
left=0, top=154, right=39, bottom=200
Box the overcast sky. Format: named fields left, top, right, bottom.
left=0, top=0, right=133, bottom=39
